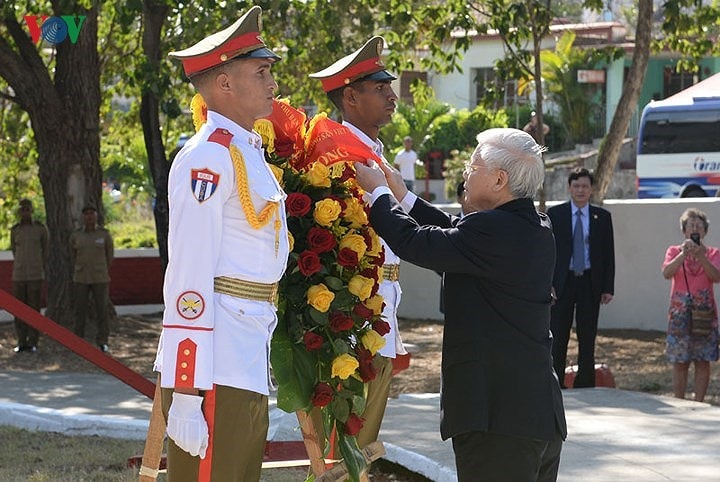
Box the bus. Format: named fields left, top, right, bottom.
left=636, top=95, right=720, bottom=198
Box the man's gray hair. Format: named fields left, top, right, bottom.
left=473, top=128, right=546, bottom=199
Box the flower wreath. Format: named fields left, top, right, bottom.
left=190, top=95, right=390, bottom=481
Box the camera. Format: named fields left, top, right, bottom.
left=691, top=233, right=701, bottom=245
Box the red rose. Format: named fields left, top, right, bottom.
left=329, top=311, right=354, bottom=333
left=303, top=332, right=324, bottom=351
left=360, top=229, right=372, bottom=248
left=338, top=164, right=354, bottom=183
left=360, top=267, right=379, bottom=281
left=298, top=250, right=322, bottom=276
left=307, top=227, right=337, bottom=253
left=311, top=382, right=334, bottom=407
left=355, top=345, right=378, bottom=381
left=358, top=357, right=377, bottom=382
left=286, top=192, right=312, bottom=216
left=355, top=344, right=373, bottom=362
left=344, top=413, right=364, bottom=436
left=353, top=303, right=374, bottom=321
left=372, top=320, right=391, bottom=336
left=275, top=140, right=295, bottom=158
left=337, top=247, right=359, bottom=268
left=372, top=250, right=385, bottom=266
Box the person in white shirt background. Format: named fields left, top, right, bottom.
left=393, top=135, right=419, bottom=191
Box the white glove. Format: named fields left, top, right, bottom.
left=166, top=392, right=209, bottom=458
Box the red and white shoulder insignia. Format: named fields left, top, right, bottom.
left=176, top=290, right=205, bottom=320
left=191, top=168, right=220, bottom=203
left=208, top=128, right=233, bottom=147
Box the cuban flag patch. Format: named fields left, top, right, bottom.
left=191, top=168, right=220, bottom=203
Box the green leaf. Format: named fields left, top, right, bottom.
left=338, top=433, right=368, bottom=482
left=323, top=276, right=344, bottom=291
left=351, top=394, right=366, bottom=415
left=308, top=306, right=329, bottom=326
left=330, top=397, right=350, bottom=423
left=270, top=327, right=294, bottom=384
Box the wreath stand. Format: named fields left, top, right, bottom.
left=296, top=410, right=385, bottom=482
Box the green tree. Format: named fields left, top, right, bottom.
left=533, top=31, right=622, bottom=147
left=381, top=81, right=452, bottom=157
left=0, top=2, right=104, bottom=325
left=591, top=0, right=653, bottom=202
left=0, top=99, right=42, bottom=249
left=657, top=0, right=720, bottom=73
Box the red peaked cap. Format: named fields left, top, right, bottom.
left=168, top=6, right=280, bottom=77
left=309, top=36, right=396, bottom=93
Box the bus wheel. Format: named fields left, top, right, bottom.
left=680, top=186, right=707, bottom=198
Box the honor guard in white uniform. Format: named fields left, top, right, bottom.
left=309, top=36, right=407, bottom=450
left=154, top=6, right=289, bottom=481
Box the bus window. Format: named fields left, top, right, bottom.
left=637, top=96, right=720, bottom=198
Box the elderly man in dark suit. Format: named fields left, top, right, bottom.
left=547, top=167, right=615, bottom=388
left=354, top=128, right=566, bottom=481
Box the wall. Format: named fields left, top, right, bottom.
left=3, top=198, right=720, bottom=331
left=0, top=249, right=163, bottom=307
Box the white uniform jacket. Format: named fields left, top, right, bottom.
left=155, top=111, right=290, bottom=394
left=343, top=121, right=406, bottom=358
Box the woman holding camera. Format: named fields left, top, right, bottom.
left=662, top=208, right=720, bottom=402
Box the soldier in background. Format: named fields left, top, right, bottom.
left=70, top=204, right=114, bottom=352
left=10, top=199, right=48, bottom=353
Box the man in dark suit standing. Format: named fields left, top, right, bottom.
left=354, top=128, right=566, bottom=481
left=547, top=167, right=615, bottom=388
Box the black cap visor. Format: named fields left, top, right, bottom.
left=358, top=69, right=396, bottom=83
left=236, top=46, right=281, bottom=62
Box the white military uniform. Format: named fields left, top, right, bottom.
left=344, top=121, right=406, bottom=358
left=155, top=110, right=289, bottom=395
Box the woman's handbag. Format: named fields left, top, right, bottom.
left=682, top=263, right=715, bottom=337
left=690, top=308, right=714, bottom=337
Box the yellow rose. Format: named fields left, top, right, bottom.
left=348, top=275, right=374, bottom=301
left=268, top=164, right=284, bottom=186
left=329, top=162, right=347, bottom=179
left=331, top=353, right=359, bottom=379
left=288, top=231, right=294, bottom=252
left=365, top=227, right=383, bottom=257
left=307, top=283, right=335, bottom=312
left=313, top=199, right=342, bottom=227
left=364, top=294, right=384, bottom=315
left=361, top=330, right=387, bottom=356
left=343, top=197, right=368, bottom=228
left=305, top=163, right=331, bottom=188
left=253, top=119, right=275, bottom=153
left=339, top=233, right=368, bottom=259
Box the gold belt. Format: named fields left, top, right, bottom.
left=214, top=276, right=279, bottom=304
left=382, top=264, right=400, bottom=282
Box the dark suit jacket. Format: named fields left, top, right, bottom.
left=370, top=194, right=567, bottom=442
left=547, top=202, right=615, bottom=299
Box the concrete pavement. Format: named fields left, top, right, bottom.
left=1, top=370, right=719, bottom=481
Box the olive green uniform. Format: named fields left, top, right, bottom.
left=10, top=220, right=48, bottom=348
left=70, top=227, right=113, bottom=345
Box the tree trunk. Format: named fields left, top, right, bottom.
left=0, top=7, right=102, bottom=326
left=140, top=1, right=171, bottom=274
left=592, top=0, right=653, bottom=203
left=533, top=29, right=547, bottom=212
